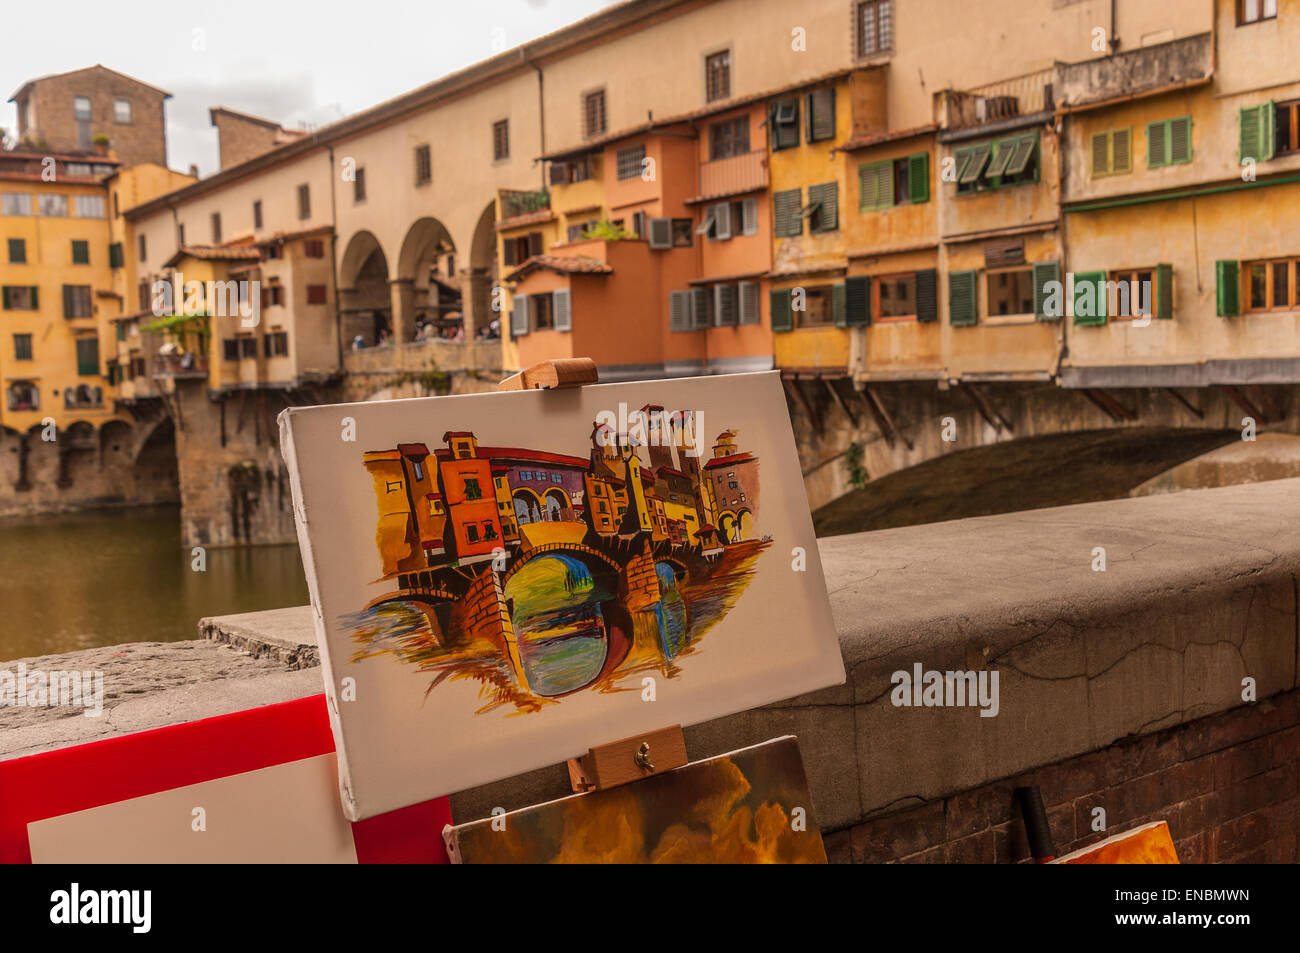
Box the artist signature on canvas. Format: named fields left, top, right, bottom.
left=340, top=406, right=768, bottom=713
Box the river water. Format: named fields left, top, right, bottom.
left=0, top=505, right=309, bottom=662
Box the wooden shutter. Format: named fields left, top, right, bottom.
left=1147, top=120, right=1168, bottom=167
left=832, top=282, right=847, bottom=327
left=845, top=276, right=870, bottom=326
left=1073, top=270, right=1108, bottom=326
left=511, top=295, right=529, bottom=336
left=916, top=269, right=938, bottom=323
left=2, top=287, right=9, bottom=309
left=503, top=240, right=516, bottom=267
left=877, top=162, right=895, bottom=208
left=769, top=288, right=793, bottom=332
left=1239, top=102, right=1275, bottom=162
left=1033, top=260, right=1061, bottom=321
left=648, top=217, right=672, bottom=249
left=908, top=153, right=929, bottom=203
left=549, top=161, right=568, bottom=186
left=527, top=232, right=543, bottom=257
left=63, top=285, right=74, bottom=319
left=959, top=143, right=992, bottom=184
left=742, top=197, right=758, bottom=236
left=738, top=281, right=760, bottom=324
left=807, top=88, right=836, bottom=142
left=31, top=286, right=38, bottom=310
left=986, top=138, right=1016, bottom=178
left=712, top=285, right=735, bottom=326
left=1216, top=260, right=1240, bottom=317
left=713, top=202, right=732, bottom=241
left=811, top=182, right=838, bottom=230
left=948, top=270, right=978, bottom=327
left=1004, top=135, right=1037, bottom=176
left=774, top=189, right=802, bottom=237
left=859, top=162, right=880, bottom=210
left=1169, top=117, right=1191, bottom=163
left=552, top=288, right=571, bottom=331
left=691, top=286, right=710, bottom=329
left=1112, top=128, right=1131, bottom=172
left=1091, top=132, right=1110, bottom=176
left=772, top=99, right=800, bottom=149
left=669, top=290, right=690, bottom=331
left=1156, top=263, right=1174, bottom=320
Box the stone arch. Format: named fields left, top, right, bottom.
left=397, top=217, right=459, bottom=342
left=338, top=230, right=391, bottom=348
left=543, top=487, right=571, bottom=519
left=467, top=200, right=498, bottom=337
left=513, top=486, right=545, bottom=525
left=100, top=419, right=131, bottom=455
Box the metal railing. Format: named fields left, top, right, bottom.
left=499, top=189, right=551, bottom=219
left=945, top=68, right=1055, bottom=129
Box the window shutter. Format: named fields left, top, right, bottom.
left=691, top=286, right=710, bottom=329
left=738, top=281, right=760, bottom=325
left=845, top=276, right=870, bottom=326
left=1073, top=271, right=1108, bottom=326
left=31, top=286, right=38, bottom=310
left=527, top=232, right=543, bottom=257
left=1169, top=116, right=1191, bottom=163
left=1004, top=135, right=1037, bottom=176
left=772, top=99, right=800, bottom=149
left=1156, top=263, right=1174, bottom=320
left=986, top=138, right=1016, bottom=178
left=503, top=240, right=516, bottom=267
left=63, top=284, right=73, bottom=319
left=948, top=270, right=978, bottom=327
left=1147, top=120, right=1168, bottom=167
left=552, top=288, right=571, bottom=331
left=916, top=268, right=938, bottom=323
left=1239, top=102, right=1275, bottom=162
left=742, top=197, right=758, bottom=236
left=769, top=288, right=793, bottom=332
left=713, top=284, right=736, bottom=326
left=2, top=287, right=9, bottom=309
left=877, top=162, right=895, bottom=208
left=832, top=281, right=847, bottom=327
left=648, top=217, right=672, bottom=249
left=511, top=295, right=530, bottom=336
left=908, top=153, right=929, bottom=203
left=811, top=182, right=838, bottom=230
left=1216, top=260, right=1240, bottom=317
left=807, top=88, right=836, bottom=142
left=669, top=290, right=689, bottom=331
left=959, top=143, right=992, bottom=184
left=1033, top=260, right=1061, bottom=321
left=1091, top=132, right=1110, bottom=176
left=859, top=163, right=880, bottom=210
left=1112, top=128, right=1131, bottom=172
left=713, top=202, right=732, bottom=241
left=549, top=161, right=568, bottom=186
left=774, top=189, right=802, bottom=237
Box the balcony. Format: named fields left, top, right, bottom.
left=498, top=189, right=551, bottom=223
left=152, top=353, right=210, bottom=379
left=940, top=68, right=1055, bottom=131
left=64, top=385, right=105, bottom=410
left=1054, top=32, right=1212, bottom=109
left=696, top=150, right=768, bottom=202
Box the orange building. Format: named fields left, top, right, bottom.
left=436, top=431, right=503, bottom=561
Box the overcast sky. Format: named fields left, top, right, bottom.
left=1, top=0, right=613, bottom=176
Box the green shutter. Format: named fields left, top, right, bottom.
left=30, top=286, right=37, bottom=310
left=916, top=269, right=938, bottom=323
left=1091, top=132, right=1110, bottom=176
left=770, top=288, right=794, bottom=332
left=1156, top=263, right=1174, bottom=320
left=1169, top=116, right=1192, bottom=164
left=109, top=242, right=123, bottom=269
left=1147, top=120, right=1168, bottom=167
left=859, top=163, right=879, bottom=210
left=810, top=182, right=838, bottom=231
left=1239, top=102, right=1275, bottom=163
left=845, top=276, right=871, bottom=326
left=908, top=153, right=929, bottom=203
left=948, top=270, right=978, bottom=327
left=1216, top=260, right=1240, bottom=317
left=774, top=189, right=802, bottom=237
left=832, top=282, right=847, bottom=327
left=878, top=162, right=895, bottom=208
left=986, top=138, right=1016, bottom=178
left=1073, top=270, right=1108, bottom=326
left=63, top=285, right=73, bottom=319
left=1033, top=261, right=1061, bottom=321
left=1, top=287, right=9, bottom=310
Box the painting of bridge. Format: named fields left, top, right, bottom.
left=342, top=405, right=768, bottom=713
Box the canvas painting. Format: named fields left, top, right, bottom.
left=1053, top=821, right=1180, bottom=864
left=280, top=371, right=844, bottom=819
left=444, top=735, right=825, bottom=863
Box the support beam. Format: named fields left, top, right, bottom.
left=823, top=377, right=858, bottom=429
left=1162, top=387, right=1204, bottom=420
left=781, top=375, right=822, bottom=435
left=1082, top=388, right=1137, bottom=423
left=858, top=384, right=913, bottom=451
left=1221, top=385, right=1268, bottom=425
left=962, top=382, right=1014, bottom=434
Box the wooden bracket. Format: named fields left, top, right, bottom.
left=499, top=357, right=598, bottom=391
left=566, top=724, right=688, bottom=793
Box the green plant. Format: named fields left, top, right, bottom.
left=582, top=218, right=633, bottom=242
left=91, top=133, right=110, bottom=146
left=844, top=442, right=868, bottom=490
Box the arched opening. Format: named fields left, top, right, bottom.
left=737, top=509, right=756, bottom=541
left=339, top=230, right=391, bottom=349
left=398, top=217, right=459, bottom=343
left=543, top=487, right=571, bottom=521
left=468, top=201, right=499, bottom=339
left=513, top=487, right=544, bottom=525
left=717, top=511, right=737, bottom=543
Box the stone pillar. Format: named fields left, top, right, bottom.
left=388, top=277, right=414, bottom=345
left=457, top=267, right=494, bottom=340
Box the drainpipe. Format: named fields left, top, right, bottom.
left=1055, top=114, right=1069, bottom=377
left=527, top=56, right=546, bottom=191
left=327, top=143, right=343, bottom=369
left=1109, top=0, right=1120, bottom=53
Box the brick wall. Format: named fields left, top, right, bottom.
left=824, top=688, right=1300, bottom=864
left=619, top=540, right=660, bottom=611
left=212, top=112, right=282, bottom=171
left=20, top=68, right=166, bottom=167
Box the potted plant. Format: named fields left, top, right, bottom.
left=92, top=133, right=110, bottom=156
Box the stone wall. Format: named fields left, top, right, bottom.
left=341, top=340, right=504, bottom=403
left=19, top=67, right=167, bottom=166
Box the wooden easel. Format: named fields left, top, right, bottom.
left=498, top=357, right=690, bottom=793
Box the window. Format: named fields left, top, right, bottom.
left=13, top=333, right=33, bottom=361
left=706, top=50, right=731, bottom=102
left=986, top=268, right=1034, bottom=317
left=520, top=470, right=533, bottom=481
left=876, top=273, right=918, bottom=321
left=1090, top=128, right=1132, bottom=177
left=74, top=96, right=92, bottom=121
left=109, top=242, right=123, bottom=268
left=264, top=244, right=282, bottom=260
left=211, top=212, right=222, bottom=244
left=414, top=145, right=431, bottom=185
left=63, top=285, right=93, bottom=319
left=8, top=239, right=25, bottom=263
left=354, top=167, right=366, bottom=203
left=807, top=182, right=838, bottom=232
left=482, top=521, right=498, bottom=541
left=178, top=224, right=185, bottom=245
left=1106, top=269, right=1156, bottom=319
left=2, top=193, right=32, bottom=216
left=239, top=337, right=257, bottom=359
left=708, top=117, right=750, bottom=160
left=502, top=231, right=542, bottom=266
left=1273, top=100, right=1300, bottom=157
left=306, top=284, right=328, bottom=305
left=806, top=88, right=836, bottom=143
left=71, top=240, right=89, bottom=265
left=76, top=195, right=106, bottom=217
left=552, top=472, right=563, bottom=482
left=1146, top=117, right=1192, bottom=168
left=616, top=145, right=646, bottom=181
left=113, top=192, right=120, bottom=217
left=67, top=163, right=92, bottom=177
left=223, top=339, right=239, bottom=361
left=583, top=89, right=606, bottom=139
left=264, top=331, right=289, bottom=357
left=138, top=281, right=150, bottom=311
left=138, top=235, right=147, bottom=262
left=261, top=285, right=284, bottom=308
left=532, top=292, right=554, bottom=330
left=954, top=135, right=1038, bottom=193
left=2, top=286, right=38, bottom=310
left=1242, top=257, right=1299, bottom=311
left=771, top=98, right=800, bottom=150
left=38, top=194, right=69, bottom=217
left=297, top=183, right=311, bottom=220
left=859, top=153, right=929, bottom=209
left=1237, top=0, right=1277, bottom=25
left=114, top=99, right=132, bottom=123
left=304, top=239, right=325, bottom=258
left=464, top=478, right=483, bottom=500
left=75, top=337, right=99, bottom=375
left=493, top=120, right=510, bottom=161
left=253, top=200, right=263, bottom=230
left=550, top=153, right=597, bottom=186
left=856, top=0, right=893, bottom=57
left=671, top=218, right=693, bottom=247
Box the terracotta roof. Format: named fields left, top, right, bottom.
left=835, top=123, right=940, bottom=153
left=10, top=64, right=172, bottom=103
left=435, top=445, right=590, bottom=469
left=496, top=209, right=555, bottom=231
left=504, top=254, right=612, bottom=283
left=255, top=225, right=333, bottom=246
left=398, top=442, right=431, bottom=457
left=163, top=245, right=262, bottom=268
left=705, top=452, right=755, bottom=469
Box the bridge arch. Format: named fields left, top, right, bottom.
left=338, top=229, right=391, bottom=347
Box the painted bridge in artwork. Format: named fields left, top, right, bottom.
left=349, top=406, right=769, bottom=712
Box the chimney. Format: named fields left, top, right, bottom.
left=188, top=163, right=199, bottom=178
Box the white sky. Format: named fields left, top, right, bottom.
left=2, top=0, right=613, bottom=176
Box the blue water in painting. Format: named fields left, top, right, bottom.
left=654, top=561, right=689, bottom=659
